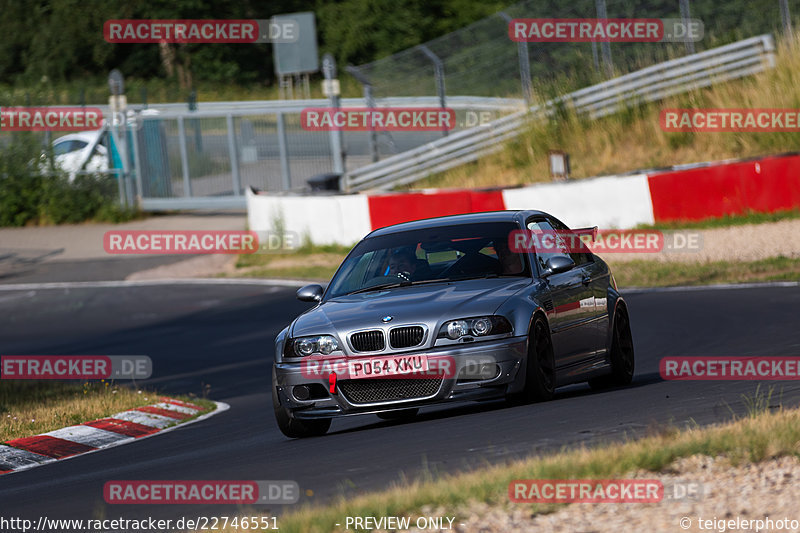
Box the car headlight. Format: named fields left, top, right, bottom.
left=289, top=335, right=340, bottom=357
left=438, top=316, right=512, bottom=340
left=446, top=320, right=469, bottom=339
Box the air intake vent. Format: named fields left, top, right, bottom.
left=339, top=377, right=443, bottom=404
left=389, top=326, right=425, bottom=349
left=542, top=298, right=554, bottom=312
left=350, top=330, right=385, bottom=352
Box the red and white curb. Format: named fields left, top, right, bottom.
left=247, top=152, right=800, bottom=245
left=0, top=397, right=228, bottom=476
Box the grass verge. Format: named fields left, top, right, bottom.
left=609, top=256, right=800, bottom=288
left=210, top=394, right=799, bottom=533
left=227, top=250, right=800, bottom=289
left=411, top=32, right=800, bottom=190
left=230, top=243, right=353, bottom=282
left=0, top=381, right=214, bottom=441
left=637, top=209, right=800, bottom=230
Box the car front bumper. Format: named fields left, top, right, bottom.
left=273, top=336, right=527, bottom=419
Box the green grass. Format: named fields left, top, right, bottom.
left=0, top=381, right=215, bottom=441
left=235, top=242, right=353, bottom=268
left=609, top=256, right=800, bottom=288
left=228, top=250, right=800, bottom=288
left=410, top=32, right=800, bottom=190
left=230, top=242, right=353, bottom=281
left=234, top=265, right=339, bottom=281
left=637, top=209, right=800, bottom=230
left=208, top=403, right=800, bottom=533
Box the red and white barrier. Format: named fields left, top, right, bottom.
left=501, top=174, right=654, bottom=229
left=0, top=398, right=220, bottom=476
left=246, top=153, right=800, bottom=246
left=246, top=189, right=371, bottom=246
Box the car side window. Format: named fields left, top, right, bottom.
left=548, top=217, right=593, bottom=266
left=527, top=219, right=572, bottom=272
left=53, top=141, right=74, bottom=156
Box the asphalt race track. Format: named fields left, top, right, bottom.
left=2, top=281, right=800, bottom=524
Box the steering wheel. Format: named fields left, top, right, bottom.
left=361, top=273, right=409, bottom=289
left=395, top=271, right=412, bottom=282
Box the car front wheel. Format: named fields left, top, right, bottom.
left=272, top=383, right=331, bottom=438
left=507, top=315, right=555, bottom=404
left=588, top=304, right=635, bottom=389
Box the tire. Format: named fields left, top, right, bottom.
left=588, top=304, right=635, bottom=390
left=377, top=408, right=419, bottom=420
left=272, top=384, right=331, bottom=438
left=507, top=315, right=555, bottom=404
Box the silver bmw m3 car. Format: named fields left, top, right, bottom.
left=272, top=210, right=634, bottom=438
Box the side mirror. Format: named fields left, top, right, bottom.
left=296, top=284, right=323, bottom=302
left=542, top=256, right=575, bottom=278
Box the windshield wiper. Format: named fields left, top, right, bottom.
left=348, top=275, right=497, bottom=295
left=349, top=281, right=409, bottom=295
left=403, top=277, right=455, bottom=286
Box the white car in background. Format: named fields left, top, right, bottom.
left=46, top=131, right=109, bottom=181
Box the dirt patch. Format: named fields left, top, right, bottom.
left=444, top=455, right=800, bottom=533
left=125, top=254, right=238, bottom=280
left=606, top=219, right=800, bottom=263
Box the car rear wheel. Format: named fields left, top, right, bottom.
left=507, top=315, right=555, bottom=404
left=377, top=408, right=419, bottom=420
left=272, top=384, right=331, bottom=438
left=588, top=304, right=635, bottom=389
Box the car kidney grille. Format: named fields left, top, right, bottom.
left=339, top=377, right=443, bottom=404
left=350, top=330, right=385, bottom=352
left=389, top=326, right=425, bottom=348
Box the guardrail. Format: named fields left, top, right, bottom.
left=91, top=96, right=526, bottom=117
left=343, top=34, right=776, bottom=192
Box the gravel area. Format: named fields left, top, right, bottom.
left=125, top=254, right=238, bottom=280
left=407, top=455, right=800, bottom=533
left=603, top=219, right=800, bottom=263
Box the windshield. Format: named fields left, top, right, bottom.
left=325, top=221, right=528, bottom=299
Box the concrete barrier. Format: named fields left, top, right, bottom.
left=246, top=153, right=800, bottom=246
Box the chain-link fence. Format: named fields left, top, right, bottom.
left=347, top=0, right=799, bottom=103
left=5, top=0, right=798, bottom=206
left=130, top=100, right=520, bottom=206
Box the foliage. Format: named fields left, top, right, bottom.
left=0, top=134, right=139, bottom=226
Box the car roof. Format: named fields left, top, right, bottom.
left=53, top=132, right=100, bottom=144
left=367, top=209, right=548, bottom=237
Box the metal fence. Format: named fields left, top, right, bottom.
left=343, top=35, right=777, bottom=192
left=7, top=0, right=799, bottom=209
left=346, top=0, right=797, bottom=104
left=127, top=97, right=521, bottom=209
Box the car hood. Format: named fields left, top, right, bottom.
left=291, top=277, right=531, bottom=340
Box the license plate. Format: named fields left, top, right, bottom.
left=348, top=355, right=429, bottom=379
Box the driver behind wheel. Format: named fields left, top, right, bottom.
left=388, top=248, right=432, bottom=281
